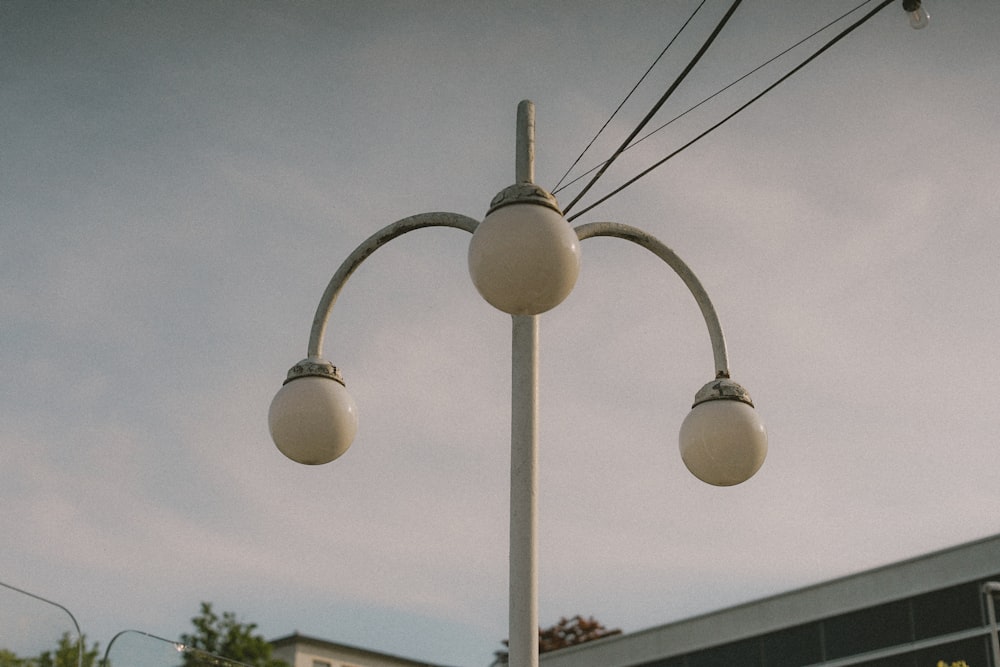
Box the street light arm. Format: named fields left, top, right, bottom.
left=307, top=212, right=480, bottom=358
left=574, top=221, right=730, bottom=379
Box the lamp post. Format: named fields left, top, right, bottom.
left=268, top=100, right=767, bottom=667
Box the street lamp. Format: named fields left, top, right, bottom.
left=268, top=100, right=767, bottom=667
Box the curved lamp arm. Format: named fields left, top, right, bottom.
left=574, top=221, right=730, bottom=379
left=307, top=211, right=479, bottom=359
left=271, top=211, right=478, bottom=467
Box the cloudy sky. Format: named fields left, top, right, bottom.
left=3, top=1, right=998, bottom=666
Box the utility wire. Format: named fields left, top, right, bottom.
left=554, top=0, right=874, bottom=196
left=566, top=0, right=896, bottom=223
left=552, top=0, right=708, bottom=194
left=562, top=0, right=745, bottom=216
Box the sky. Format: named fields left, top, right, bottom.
left=2, top=1, right=999, bottom=666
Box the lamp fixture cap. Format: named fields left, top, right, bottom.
left=284, top=358, right=345, bottom=386
left=692, top=377, right=755, bottom=408
left=487, top=183, right=562, bottom=216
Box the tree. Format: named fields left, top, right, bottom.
left=39, top=633, right=99, bottom=667
left=0, top=649, right=27, bottom=667
left=179, top=603, right=287, bottom=667
left=2, top=633, right=101, bottom=667
left=493, top=615, right=622, bottom=664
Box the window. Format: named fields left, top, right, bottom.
left=912, top=583, right=984, bottom=640
left=761, top=622, right=824, bottom=667
left=910, top=635, right=990, bottom=667
left=636, top=656, right=686, bottom=667
left=851, top=653, right=915, bottom=667
left=824, top=599, right=913, bottom=659
left=687, top=636, right=761, bottom=667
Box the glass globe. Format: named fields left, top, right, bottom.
left=269, top=373, right=358, bottom=465
left=679, top=398, right=767, bottom=486
left=468, top=188, right=580, bottom=316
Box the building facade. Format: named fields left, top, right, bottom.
left=271, top=632, right=455, bottom=667
left=541, top=534, right=1000, bottom=667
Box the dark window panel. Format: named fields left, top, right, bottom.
left=687, top=637, right=760, bottom=667
left=911, top=634, right=990, bottom=667
left=912, top=582, right=983, bottom=639
left=851, top=653, right=915, bottom=667
left=824, top=599, right=912, bottom=659
left=760, top=622, right=823, bottom=667
left=634, top=656, right=686, bottom=667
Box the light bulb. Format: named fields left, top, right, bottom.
left=902, top=0, right=929, bottom=29
left=268, top=359, right=358, bottom=465
left=468, top=184, right=580, bottom=316
left=908, top=7, right=929, bottom=29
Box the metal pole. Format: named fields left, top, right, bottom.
left=509, top=314, right=539, bottom=667
left=516, top=100, right=534, bottom=184
left=508, top=99, right=539, bottom=667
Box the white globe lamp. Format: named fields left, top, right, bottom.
left=269, top=358, right=358, bottom=465
left=679, top=378, right=767, bottom=486
left=468, top=183, right=581, bottom=315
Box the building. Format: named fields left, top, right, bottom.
left=271, top=632, right=455, bottom=667
left=540, top=533, right=1000, bottom=667
left=270, top=535, right=1000, bottom=667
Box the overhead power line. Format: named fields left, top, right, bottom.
left=552, top=0, right=709, bottom=194
left=561, top=0, right=746, bottom=216
left=554, top=0, right=875, bottom=197
left=566, top=0, right=896, bottom=223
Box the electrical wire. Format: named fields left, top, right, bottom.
left=552, top=0, right=709, bottom=194
left=566, top=0, right=896, bottom=223
left=561, top=0, right=745, bottom=216
left=554, top=0, right=875, bottom=197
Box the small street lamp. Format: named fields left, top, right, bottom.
left=268, top=100, right=767, bottom=667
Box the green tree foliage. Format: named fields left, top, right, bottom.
left=0, top=649, right=26, bottom=667
left=493, top=615, right=622, bottom=664
left=179, top=603, right=287, bottom=667
left=0, top=633, right=100, bottom=667
left=38, top=633, right=99, bottom=667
